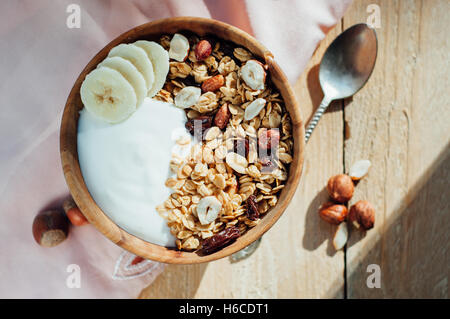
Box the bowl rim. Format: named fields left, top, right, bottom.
left=60, top=16, right=305, bottom=264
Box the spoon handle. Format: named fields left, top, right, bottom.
left=305, top=96, right=332, bottom=142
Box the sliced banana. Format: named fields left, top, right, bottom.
left=98, top=56, right=146, bottom=107
left=174, top=86, right=201, bottom=109
left=134, top=40, right=169, bottom=97
left=80, top=66, right=137, bottom=123
left=108, top=43, right=155, bottom=92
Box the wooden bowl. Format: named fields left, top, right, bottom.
left=60, top=17, right=304, bottom=264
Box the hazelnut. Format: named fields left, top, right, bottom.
left=327, top=174, right=354, bottom=203
left=318, top=202, right=348, bottom=225
left=32, top=210, right=69, bottom=247
left=63, top=198, right=89, bottom=226
left=349, top=200, right=375, bottom=230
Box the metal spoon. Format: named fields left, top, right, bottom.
left=230, top=23, right=378, bottom=262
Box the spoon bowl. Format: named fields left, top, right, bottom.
left=304, top=23, right=377, bottom=141
left=319, top=23, right=378, bottom=100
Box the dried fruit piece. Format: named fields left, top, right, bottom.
left=258, top=128, right=280, bottom=151
left=214, top=104, right=231, bottom=129
left=200, top=226, right=240, bottom=254
left=333, top=222, right=348, bottom=250
left=226, top=152, right=248, bottom=174
left=197, top=196, right=222, bottom=225
left=327, top=174, right=354, bottom=203
left=241, top=60, right=266, bottom=90
left=32, top=210, right=70, bottom=247
left=195, top=40, right=212, bottom=61
left=349, top=200, right=375, bottom=230
left=244, top=98, right=266, bottom=121
left=169, top=33, right=190, bottom=62
left=349, top=160, right=372, bottom=181
left=318, top=202, right=348, bottom=225
left=246, top=195, right=260, bottom=220
left=175, top=86, right=201, bottom=109
left=185, top=116, right=213, bottom=137
left=201, top=74, right=224, bottom=92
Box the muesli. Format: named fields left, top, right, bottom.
left=154, top=33, right=294, bottom=253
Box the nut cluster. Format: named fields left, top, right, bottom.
left=318, top=160, right=375, bottom=251
left=156, top=34, right=294, bottom=253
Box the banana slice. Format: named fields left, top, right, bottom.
left=134, top=40, right=169, bottom=98
left=80, top=66, right=137, bottom=123
left=108, top=44, right=155, bottom=92
left=98, top=56, right=147, bottom=107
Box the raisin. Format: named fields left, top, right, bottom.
left=258, top=128, right=280, bottom=151
left=233, top=138, right=249, bottom=157
left=200, top=226, right=240, bottom=255
left=246, top=195, right=260, bottom=221
left=185, top=116, right=213, bottom=138
left=214, top=104, right=231, bottom=129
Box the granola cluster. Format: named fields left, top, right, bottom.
left=155, top=33, right=294, bottom=253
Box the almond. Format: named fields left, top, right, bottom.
left=195, top=40, right=212, bottom=61
left=214, top=103, right=231, bottom=129
left=201, top=75, right=224, bottom=92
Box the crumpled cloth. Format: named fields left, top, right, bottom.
left=0, top=0, right=351, bottom=298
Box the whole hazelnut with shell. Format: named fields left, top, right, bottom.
left=327, top=174, right=354, bottom=203
left=318, top=202, right=348, bottom=225
left=349, top=200, right=375, bottom=230
left=32, top=210, right=69, bottom=247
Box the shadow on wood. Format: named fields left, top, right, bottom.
left=302, top=187, right=338, bottom=257
left=138, top=263, right=208, bottom=298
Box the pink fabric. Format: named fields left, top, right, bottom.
left=0, top=0, right=351, bottom=298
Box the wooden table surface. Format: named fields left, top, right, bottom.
left=140, top=0, right=449, bottom=298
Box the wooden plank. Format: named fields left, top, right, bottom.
left=140, top=22, right=345, bottom=298
left=344, top=0, right=450, bottom=298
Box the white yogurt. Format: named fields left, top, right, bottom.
left=77, top=98, right=190, bottom=247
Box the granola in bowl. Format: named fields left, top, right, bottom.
left=154, top=33, right=294, bottom=254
